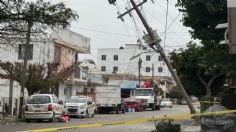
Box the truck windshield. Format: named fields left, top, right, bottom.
left=135, top=89, right=154, bottom=96
left=70, top=98, right=87, bottom=103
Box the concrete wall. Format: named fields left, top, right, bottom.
left=97, top=44, right=171, bottom=77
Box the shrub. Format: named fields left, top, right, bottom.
left=151, top=119, right=181, bottom=132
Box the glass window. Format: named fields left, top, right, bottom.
left=101, top=55, right=106, bottom=60
left=146, top=55, right=151, bottom=61
left=54, top=46, right=61, bottom=63
left=18, top=44, right=33, bottom=60
left=158, top=56, right=163, bottom=61
left=70, top=97, right=87, bottom=103
left=113, top=66, right=118, bottom=73
left=135, top=89, right=154, bottom=96
left=114, top=55, right=118, bottom=61
left=146, top=67, right=151, bottom=72
left=101, top=66, right=106, bottom=71
left=27, top=96, right=51, bottom=104
left=52, top=96, right=59, bottom=104
left=158, top=67, right=163, bottom=73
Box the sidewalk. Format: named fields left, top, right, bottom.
left=177, top=119, right=201, bottom=132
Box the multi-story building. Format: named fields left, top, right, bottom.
left=0, top=29, right=91, bottom=115
left=97, top=44, right=171, bottom=78
left=97, top=44, right=173, bottom=97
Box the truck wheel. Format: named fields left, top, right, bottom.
left=122, top=109, right=125, bottom=114
left=116, top=109, right=119, bottom=114
left=25, top=119, right=31, bottom=123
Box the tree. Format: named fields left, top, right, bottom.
left=170, top=42, right=236, bottom=98
left=0, top=61, right=75, bottom=95
left=0, top=0, right=78, bottom=118
left=172, top=0, right=236, bottom=97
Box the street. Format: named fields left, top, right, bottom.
left=0, top=105, right=195, bottom=132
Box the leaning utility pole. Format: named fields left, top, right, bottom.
left=115, top=0, right=196, bottom=114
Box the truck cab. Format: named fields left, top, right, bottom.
left=134, top=88, right=161, bottom=110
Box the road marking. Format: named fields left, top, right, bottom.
left=18, top=109, right=236, bottom=132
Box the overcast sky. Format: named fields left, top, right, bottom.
left=50, top=0, right=193, bottom=61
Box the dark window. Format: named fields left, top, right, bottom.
left=158, top=67, right=163, bottom=73
left=114, top=55, right=118, bottom=61
left=101, top=55, right=106, bottom=60
left=146, top=55, right=151, bottom=61
left=146, top=67, right=151, bottom=72
left=113, top=66, right=118, bottom=73
left=158, top=56, right=163, bottom=61
left=54, top=46, right=61, bottom=63
left=101, top=66, right=106, bottom=71
left=18, top=44, right=33, bottom=60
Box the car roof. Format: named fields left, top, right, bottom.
left=30, top=94, right=55, bottom=97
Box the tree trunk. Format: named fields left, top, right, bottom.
left=198, top=73, right=224, bottom=97
left=8, top=79, right=13, bottom=115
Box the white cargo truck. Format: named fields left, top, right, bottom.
left=96, top=85, right=125, bottom=114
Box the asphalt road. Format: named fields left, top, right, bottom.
left=0, top=105, right=196, bottom=132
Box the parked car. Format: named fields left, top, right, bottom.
left=64, top=96, right=96, bottom=118
left=124, top=98, right=143, bottom=112
left=160, top=98, right=173, bottom=108
left=24, top=94, right=64, bottom=122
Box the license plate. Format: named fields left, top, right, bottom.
left=35, top=110, right=41, bottom=112
left=35, top=105, right=40, bottom=108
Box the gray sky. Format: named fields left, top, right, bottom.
left=51, top=0, right=193, bottom=61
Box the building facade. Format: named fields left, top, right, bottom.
left=97, top=44, right=171, bottom=78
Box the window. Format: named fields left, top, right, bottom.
left=101, top=55, right=106, bottom=60
left=101, top=66, right=106, bottom=71
left=146, top=55, right=151, bottom=61
left=158, top=56, right=163, bottom=61
left=114, top=55, right=118, bottom=61
left=18, top=44, right=33, bottom=60
left=52, top=96, right=59, bottom=104
left=54, top=46, right=61, bottom=63
left=146, top=67, right=151, bottom=72
left=158, top=67, right=163, bottom=73
left=113, top=66, right=118, bottom=73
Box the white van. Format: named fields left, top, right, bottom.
left=64, top=96, right=95, bottom=118
left=24, top=94, right=64, bottom=122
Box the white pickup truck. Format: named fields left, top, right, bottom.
left=96, top=85, right=125, bottom=114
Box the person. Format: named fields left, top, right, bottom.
left=142, top=79, right=152, bottom=88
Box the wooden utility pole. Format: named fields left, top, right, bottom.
left=152, top=63, right=154, bottom=80
left=117, top=0, right=196, bottom=114
left=18, top=21, right=33, bottom=119
left=138, top=57, right=142, bottom=87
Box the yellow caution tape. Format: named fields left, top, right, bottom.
left=18, top=109, right=236, bottom=132
left=199, top=101, right=220, bottom=104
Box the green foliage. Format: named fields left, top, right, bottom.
left=0, top=0, right=78, bottom=43
left=168, top=89, right=183, bottom=99
left=176, top=0, right=227, bottom=41
left=151, top=119, right=181, bottom=132
left=0, top=61, right=75, bottom=95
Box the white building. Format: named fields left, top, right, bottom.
left=0, top=29, right=90, bottom=115
left=97, top=44, right=171, bottom=78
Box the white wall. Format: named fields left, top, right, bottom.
left=97, top=45, right=171, bottom=77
